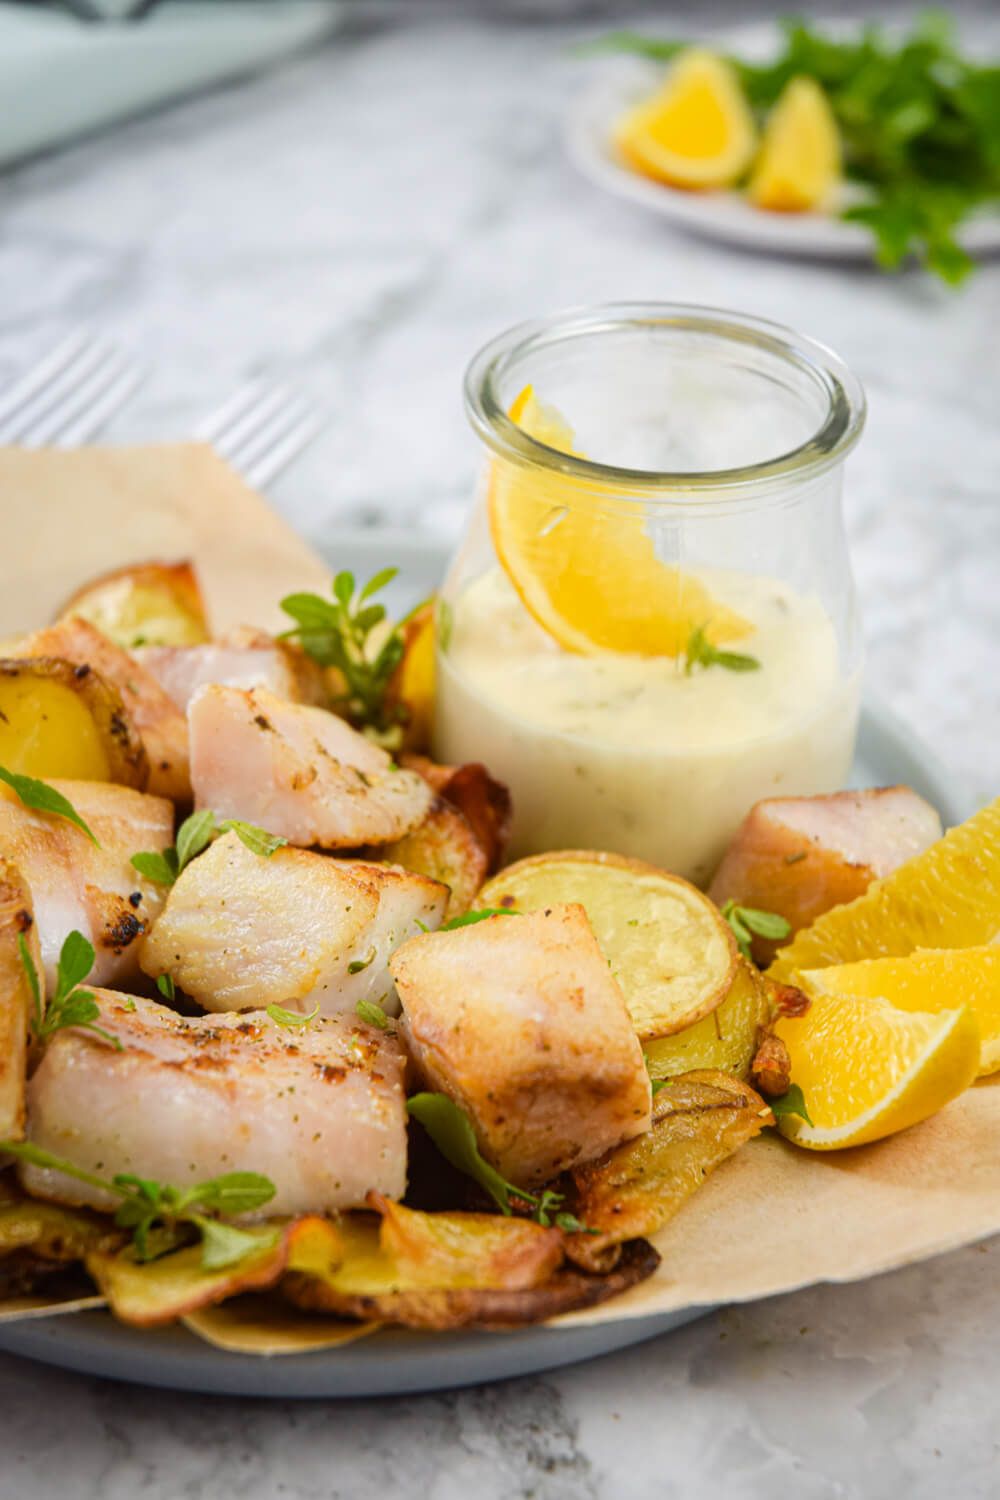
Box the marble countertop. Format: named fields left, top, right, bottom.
left=0, top=4, right=998, bottom=1496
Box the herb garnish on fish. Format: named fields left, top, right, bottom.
left=720, top=900, right=791, bottom=960
left=0, top=766, right=99, bottom=845
left=0, top=1140, right=277, bottom=1268
left=131, top=809, right=286, bottom=887
left=19, top=930, right=122, bottom=1050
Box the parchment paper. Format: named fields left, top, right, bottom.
left=2, top=443, right=998, bottom=1340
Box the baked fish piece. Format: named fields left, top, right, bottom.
left=140, top=830, right=448, bottom=1017
left=392, top=903, right=652, bottom=1188
left=134, top=627, right=326, bottom=713
left=188, top=684, right=432, bottom=848
left=0, top=780, right=173, bottom=990
left=21, top=993, right=407, bottom=1216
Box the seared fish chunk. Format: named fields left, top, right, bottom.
left=140, top=830, right=447, bottom=1016
left=0, top=780, right=173, bottom=990
left=22, top=994, right=407, bottom=1216
left=0, top=859, right=38, bottom=1140
left=135, top=628, right=327, bottom=713
left=392, top=904, right=652, bottom=1187
left=12, top=617, right=190, bottom=801
left=709, top=785, right=944, bottom=962
left=188, top=685, right=431, bottom=848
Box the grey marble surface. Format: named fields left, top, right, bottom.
left=0, top=5, right=998, bottom=1497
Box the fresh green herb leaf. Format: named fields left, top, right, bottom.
left=266, top=1001, right=319, bottom=1029
left=721, top=900, right=791, bottom=960
left=767, top=1084, right=813, bottom=1126
left=684, top=625, right=760, bottom=677
left=406, top=1092, right=596, bottom=1230
left=20, top=929, right=122, bottom=1050
left=0, top=766, right=99, bottom=845
left=0, top=1141, right=278, bottom=1270
left=175, top=809, right=217, bottom=871
left=440, top=908, right=521, bottom=932
left=356, top=999, right=390, bottom=1030
left=643, top=1052, right=673, bottom=1096
left=279, top=567, right=408, bottom=741
left=132, top=811, right=284, bottom=888
left=217, top=820, right=288, bottom=858
left=156, top=974, right=176, bottom=1002
left=347, top=951, right=375, bottom=975
left=129, top=850, right=179, bottom=887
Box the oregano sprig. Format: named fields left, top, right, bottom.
left=131, top=810, right=286, bottom=888
left=19, top=930, right=121, bottom=1050
left=721, top=900, right=792, bottom=961
left=684, top=625, right=760, bottom=678
left=0, top=766, right=99, bottom=845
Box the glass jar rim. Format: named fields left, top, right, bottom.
left=464, top=301, right=866, bottom=498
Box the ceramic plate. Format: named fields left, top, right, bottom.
left=0, top=531, right=967, bottom=1397
left=565, top=35, right=1000, bottom=262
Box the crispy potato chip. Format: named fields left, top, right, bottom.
left=371, top=797, right=487, bottom=919
left=58, top=559, right=211, bottom=649
left=283, top=1213, right=659, bottom=1330
left=372, top=1193, right=563, bottom=1289
left=385, top=600, right=436, bottom=752
left=567, top=1071, right=773, bottom=1270
left=0, top=656, right=149, bottom=788
left=86, top=1216, right=342, bottom=1328
left=0, top=1189, right=122, bottom=1304
left=643, top=959, right=771, bottom=1084
left=401, top=754, right=511, bottom=873
left=183, top=1294, right=379, bottom=1355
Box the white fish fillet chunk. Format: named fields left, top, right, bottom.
left=188, top=685, right=432, bottom=848
left=140, top=830, right=448, bottom=1016
left=21, top=993, right=407, bottom=1216
left=392, top=903, right=652, bottom=1188
left=0, top=780, right=173, bottom=990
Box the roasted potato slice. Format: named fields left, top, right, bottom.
left=0, top=657, right=148, bottom=788
left=0, top=1187, right=122, bottom=1299
left=183, top=1294, right=379, bottom=1354
left=643, top=960, right=772, bottom=1084
left=58, top=559, right=210, bottom=648
left=566, top=1071, right=773, bottom=1270
left=371, top=797, right=487, bottom=919
left=281, top=1198, right=658, bottom=1330
left=85, top=1216, right=342, bottom=1328
left=401, top=754, right=511, bottom=873
left=0, top=859, right=37, bottom=1142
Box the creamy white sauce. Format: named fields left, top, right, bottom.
left=434, top=568, right=860, bottom=886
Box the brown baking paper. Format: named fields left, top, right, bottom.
left=1, top=443, right=998, bottom=1348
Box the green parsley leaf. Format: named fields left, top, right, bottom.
left=440, top=908, right=521, bottom=932
left=355, top=999, right=390, bottom=1030
left=279, top=567, right=408, bottom=741
left=721, top=900, right=791, bottom=960
left=684, top=625, right=760, bottom=678
left=0, top=1142, right=277, bottom=1270
left=406, top=1092, right=595, bottom=1230
left=767, top=1084, right=813, bottom=1126
left=0, top=766, right=99, bottom=845
left=217, top=820, right=288, bottom=858
left=266, top=1001, right=319, bottom=1029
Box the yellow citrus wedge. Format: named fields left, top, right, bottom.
left=770, top=796, right=1000, bottom=981
left=802, top=949, right=1000, bottom=1078
left=748, top=76, right=841, bottom=213
left=614, top=49, right=757, bottom=190
left=477, top=849, right=739, bottom=1041
left=773, top=987, right=980, bottom=1150
left=489, top=385, right=752, bottom=656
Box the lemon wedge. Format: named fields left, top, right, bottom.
left=774, top=985, right=980, bottom=1150
left=614, top=49, right=757, bottom=190
left=802, top=949, right=1000, bottom=1078
left=489, top=385, right=752, bottom=656
left=770, top=796, right=1000, bottom=981
left=477, top=849, right=739, bottom=1041
left=749, top=76, right=841, bottom=212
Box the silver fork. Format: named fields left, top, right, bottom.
left=0, top=330, right=143, bottom=447
left=194, top=381, right=326, bottom=490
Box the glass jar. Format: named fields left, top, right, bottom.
left=434, top=303, right=866, bottom=887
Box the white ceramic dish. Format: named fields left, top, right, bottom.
left=0, top=530, right=967, bottom=1397
left=565, top=41, right=1000, bottom=262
